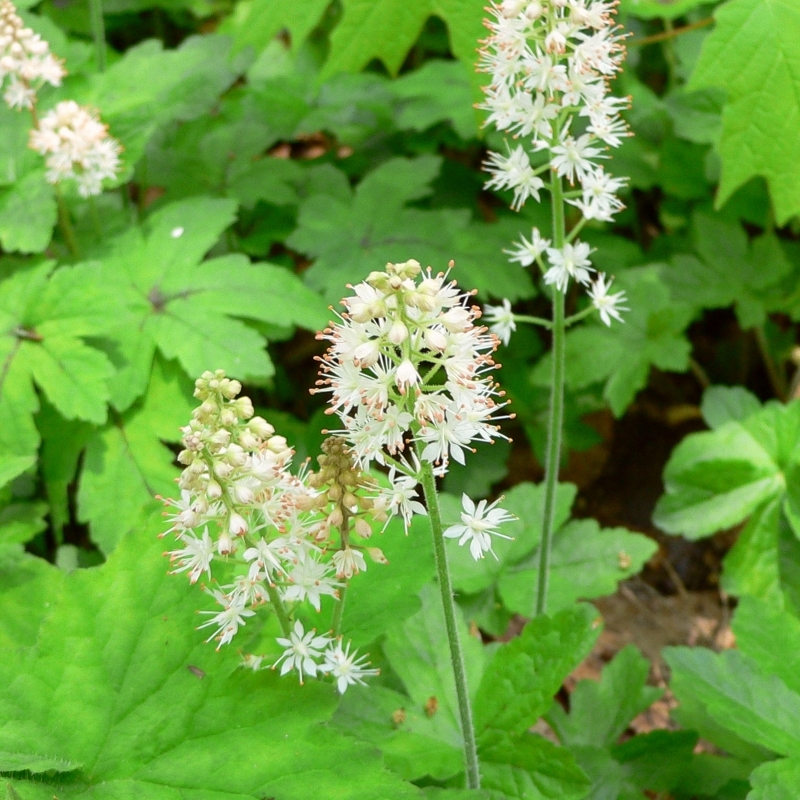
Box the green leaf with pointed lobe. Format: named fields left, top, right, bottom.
left=88, top=196, right=326, bottom=410
left=547, top=645, right=662, bottom=749
left=689, top=0, right=800, bottom=224
left=0, top=515, right=418, bottom=800
left=748, top=758, right=800, bottom=800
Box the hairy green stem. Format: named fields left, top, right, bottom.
left=331, top=583, right=347, bottom=636
left=89, top=0, right=107, bottom=72
left=267, top=583, right=292, bottom=638
left=536, top=175, right=567, bottom=617
left=514, top=313, right=553, bottom=329
left=420, top=462, right=480, bottom=789
left=56, top=188, right=79, bottom=257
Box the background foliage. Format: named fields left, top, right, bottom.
left=1, top=0, right=800, bottom=798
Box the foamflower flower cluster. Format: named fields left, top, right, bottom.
left=0, top=0, right=64, bottom=110
left=316, top=258, right=511, bottom=472
left=479, top=0, right=630, bottom=334
left=30, top=100, right=122, bottom=197
left=161, top=370, right=382, bottom=692
left=316, top=259, right=516, bottom=559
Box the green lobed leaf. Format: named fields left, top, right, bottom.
left=611, top=729, right=698, bottom=794
left=341, top=510, right=436, bottom=649
left=0, top=456, right=35, bottom=493
left=0, top=502, right=47, bottom=546
left=0, top=752, right=80, bottom=774
left=620, top=0, right=711, bottom=20
left=0, top=516, right=418, bottom=800
left=0, top=546, right=63, bottom=652
left=731, top=596, right=800, bottom=696
left=547, top=645, right=662, bottom=749
left=534, top=266, right=693, bottom=417
left=498, top=520, right=658, bottom=617
left=383, top=583, right=486, bottom=750
left=479, top=735, right=591, bottom=800
left=473, top=604, right=599, bottom=749
left=689, top=0, right=800, bottom=224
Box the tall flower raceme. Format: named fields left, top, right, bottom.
left=0, top=0, right=121, bottom=198
left=161, top=370, right=382, bottom=693
left=477, top=0, right=632, bottom=617
left=316, top=260, right=517, bottom=788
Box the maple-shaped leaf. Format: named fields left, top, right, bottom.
left=321, top=0, right=485, bottom=99
left=664, top=211, right=794, bottom=328
left=0, top=516, right=418, bottom=800
left=532, top=266, right=693, bottom=417
left=689, top=0, right=800, bottom=224
left=287, top=156, right=535, bottom=303
left=0, top=262, right=117, bottom=458
left=84, top=196, right=327, bottom=411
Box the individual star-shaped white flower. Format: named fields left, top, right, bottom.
left=323, top=638, right=380, bottom=694
left=504, top=227, right=551, bottom=267
left=443, top=493, right=515, bottom=560
left=544, top=241, right=594, bottom=292
left=484, top=299, right=517, bottom=346
left=273, top=620, right=332, bottom=684
left=588, top=273, right=628, bottom=326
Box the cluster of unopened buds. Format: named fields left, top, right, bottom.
left=161, top=370, right=385, bottom=692
left=478, top=0, right=631, bottom=341
left=1, top=0, right=121, bottom=196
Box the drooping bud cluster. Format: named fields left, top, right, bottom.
left=316, top=259, right=511, bottom=475
left=306, top=437, right=390, bottom=578
left=29, top=100, right=122, bottom=197
left=161, top=370, right=381, bottom=692
left=479, top=0, right=630, bottom=332
left=0, top=0, right=64, bottom=110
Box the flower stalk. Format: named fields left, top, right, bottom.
left=420, top=461, right=481, bottom=790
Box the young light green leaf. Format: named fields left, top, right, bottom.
left=0, top=171, right=56, bottom=254
left=748, top=757, right=800, bottom=800
left=689, top=0, right=800, bottom=224
left=654, top=400, right=800, bottom=540
left=701, top=385, right=761, bottom=429
left=665, top=646, right=800, bottom=757
left=384, top=583, right=485, bottom=749
left=0, top=546, right=63, bottom=651
left=0, top=517, right=418, bottom=800
left=547, top=645, right=662, bottom=749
